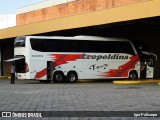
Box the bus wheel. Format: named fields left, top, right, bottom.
left=53, top=72, right=65, bottom=83
left=129, top=71, right=138, bottom=80
left=66, top=72, right=78, bottom=83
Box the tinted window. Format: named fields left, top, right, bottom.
left=30, top=39, right=45, bottom=51
left=30, top=38, right=86, bottom=52
left=86, top=41, right=135, bottom=55
left=30, top=38, right=135, bottom=55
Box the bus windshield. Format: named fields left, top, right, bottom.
left=14, top=37, right=26, bottom=47
left=131, top=40, right=149, bottom=53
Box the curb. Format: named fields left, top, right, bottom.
left=0, top=76, right=8, bottom=79
left=113, top=80, right=160, bottom=84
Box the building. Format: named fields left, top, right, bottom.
left=0, top=0, right=160, bottom=78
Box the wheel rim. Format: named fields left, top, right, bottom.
left=56, top=74, right=62, bottom=81
left=130, top=74, right=136, bottom=79
left=69, top=74, right=76, bottom=82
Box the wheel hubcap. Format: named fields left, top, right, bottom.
left=56, top=75, right=62, bottom=81
left=130, top=74, right=136, bottom=79
left=69, top=74, right=76, bottom=82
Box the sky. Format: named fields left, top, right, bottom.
left=0, top=0, right=46, bottom=14
left=0, top=0, right=46, bottom=29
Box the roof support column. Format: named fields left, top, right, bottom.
left=0, top=41, right=4, bottom=76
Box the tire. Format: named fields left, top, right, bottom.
left=129, top=71, right=138, bottom=80
left=66, top=72, right=78, bottom=83
left=53, top=72, right=65, bottom=83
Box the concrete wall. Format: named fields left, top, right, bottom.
left=17, top=0, right=148, bottom=26
left=17, top=0, right=76, bottom=14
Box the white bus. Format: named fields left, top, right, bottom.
left=9, top=36, right=155, bottom=82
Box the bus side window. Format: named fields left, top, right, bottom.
left=46, top=40, right=58, bottom=52
left=67, top=40, right=87, bottom=53
left=30, top=39, right=45, bottom=52
left=71, top=41, right=76, bottom=52
left=79, top=40, right=87, bottom=52
left=58, top=40, right=71, bottom=52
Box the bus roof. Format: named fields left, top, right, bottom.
left=18, top=35, right=129, bottom=42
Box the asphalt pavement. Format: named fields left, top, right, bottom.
left=0, top=79, right=160, bottom=120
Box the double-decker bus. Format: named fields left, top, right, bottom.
left=7, top=36, right=156, bottom=83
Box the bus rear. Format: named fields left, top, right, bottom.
left=14, top=37, right=30, bottom=79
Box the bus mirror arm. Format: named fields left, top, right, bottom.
left=141, top=51, right=157, bottom=61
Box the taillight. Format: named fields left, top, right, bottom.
left=25, top=63, right=29, bottom=73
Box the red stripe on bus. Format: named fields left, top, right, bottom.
left=35, top=68, right=47, bottom=79
left=50, top=54, right=82, bottom=67
left=100, top=54, right=140, bottom=77
left=35, top=54, right=82, bottom=79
